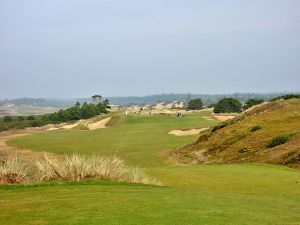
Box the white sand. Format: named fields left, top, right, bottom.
left=62, top=122, right=81, bottom=129
left=46, top=127, right=60, bottom=131
left=88, top=117, right=111, bottom=130
left=168, top=127, right=209, bottom=136
left=213, top=115, right=235, bottom=121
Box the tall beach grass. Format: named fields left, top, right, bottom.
left=1, top=153, right=158, bottom=185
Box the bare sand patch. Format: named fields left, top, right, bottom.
left=46, top=127, right=60, bottom=131
left=62, top=122, right=81, bottom=129
left=203, top=116, right=215, bottom=121
left=169, top=127, right=209, bottom=136
left=88, top=117, right=111, bottom=130
left=213, top=115, right=236, bottom=121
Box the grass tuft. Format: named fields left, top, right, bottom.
left=250, top=125, right=262, bottom=132
left=0, top=154, right=33, bottom=184
left=267, top=134, right=291, bottom=148
left=35, top=153, right=159, bottom=185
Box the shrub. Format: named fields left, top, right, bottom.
left=267, top=134, right=290, bottom=148
left=284, top=152, right=300, bottom=165
left=213, top=98, right=242, bottom=113
left=208, top=103, right=216, bottom=108
left=3, top=116, right=13, bottom=122
left=30, top=120, right=42, bottom=127
left=244, top=99, right=264, bottom=110
left=18, top=116, right=25, bottom=121
left=250, top=125, right=262, bottom=132
left=27, top=115, right=35, bottom=120
left=211, top=121, right=232, bottom=132
left=187, top=99, right=203, bottom=110
left=271, top=94, right=300, bottom=101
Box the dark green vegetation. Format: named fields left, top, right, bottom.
left=176, top=99, right=300, bottom=168
left=0, top=96, right=110, bottom=132
left=267, top=134, right=292, bottom=148
left=213, top=97, right=242, bottom=113
left=244, top=98, right=264, bottom=109
left=2, top=109, right=300, bottom=224
left=271, top=94, right=300, bottom=101
left=187, top=98, right=203, bottom=110
left=3, top=116, right=12, bottom=122
left=250, top=125, right=262, bottom=132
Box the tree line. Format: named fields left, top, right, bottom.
left=0, top=95, right=110, bottom=131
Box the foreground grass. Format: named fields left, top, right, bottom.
left=1, top=167, right=299, bottom=225
left=2, top=112, right=300, bottom=224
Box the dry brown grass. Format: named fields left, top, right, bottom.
left=0, top=154, right=33, bottom=184
left=0, top=153, right=158, bottom=185
left=174, top=99, right=300, bottom=168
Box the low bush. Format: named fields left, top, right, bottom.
left=267, top=134, right=290, bottom=148
left=250, top=125, right=262, bottom=132
left=271, top=94, right=300, bottom=101
left=244, top=99, right=264, bottom=110
left=3, top=116, right=13, bottom=122
left=211, top=121, right=232, bottom=132
left=284, top=152, right=300, bottom=165
left=27, top=115, right=35, bottom=120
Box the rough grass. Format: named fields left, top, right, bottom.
left=176, top=99, right=300, bottom=167
left=0, top=154, right=33, bottom=184
left=0, top=153, right=157, bottom=185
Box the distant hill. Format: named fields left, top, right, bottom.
left=0, top=98, right=77, bottom=108
left=173, top=99, right=300, bottom=168
left=106, top=92, right=295, bottom=106
left=0, top=92, right=298, bottom=108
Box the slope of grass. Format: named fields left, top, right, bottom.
left=176, top=99, right=300, bottom=167
left=2, top=110, right=300, bottom=224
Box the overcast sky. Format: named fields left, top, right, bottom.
left=0, top=0, right=299, bottom=98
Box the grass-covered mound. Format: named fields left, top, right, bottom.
left=174, top=99, right=300, bottom=168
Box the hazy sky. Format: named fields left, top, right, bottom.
left=0, top=0, right=299, bottom=98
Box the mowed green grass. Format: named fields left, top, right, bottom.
left=2, top=112, right=300, bottom=225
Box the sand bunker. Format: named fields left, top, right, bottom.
left=203, top=116, right=215, bottom=121
left=169, top=127, right=209, bottom=136
left=213, top=115, right=235, bottom=121
left=46, top=127, right=60, bottom=131
left=88, top=117, right=111, bottom=130
left=62, top=121, right=81, bottom=129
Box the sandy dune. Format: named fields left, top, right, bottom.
left=88, top=117, right=111, bottom=130
left=169, top=127, right=209, bottom=136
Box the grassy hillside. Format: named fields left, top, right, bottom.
left=2, top=111, right=300, bottom=224
left=174, top=99, right=300, bottom=168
